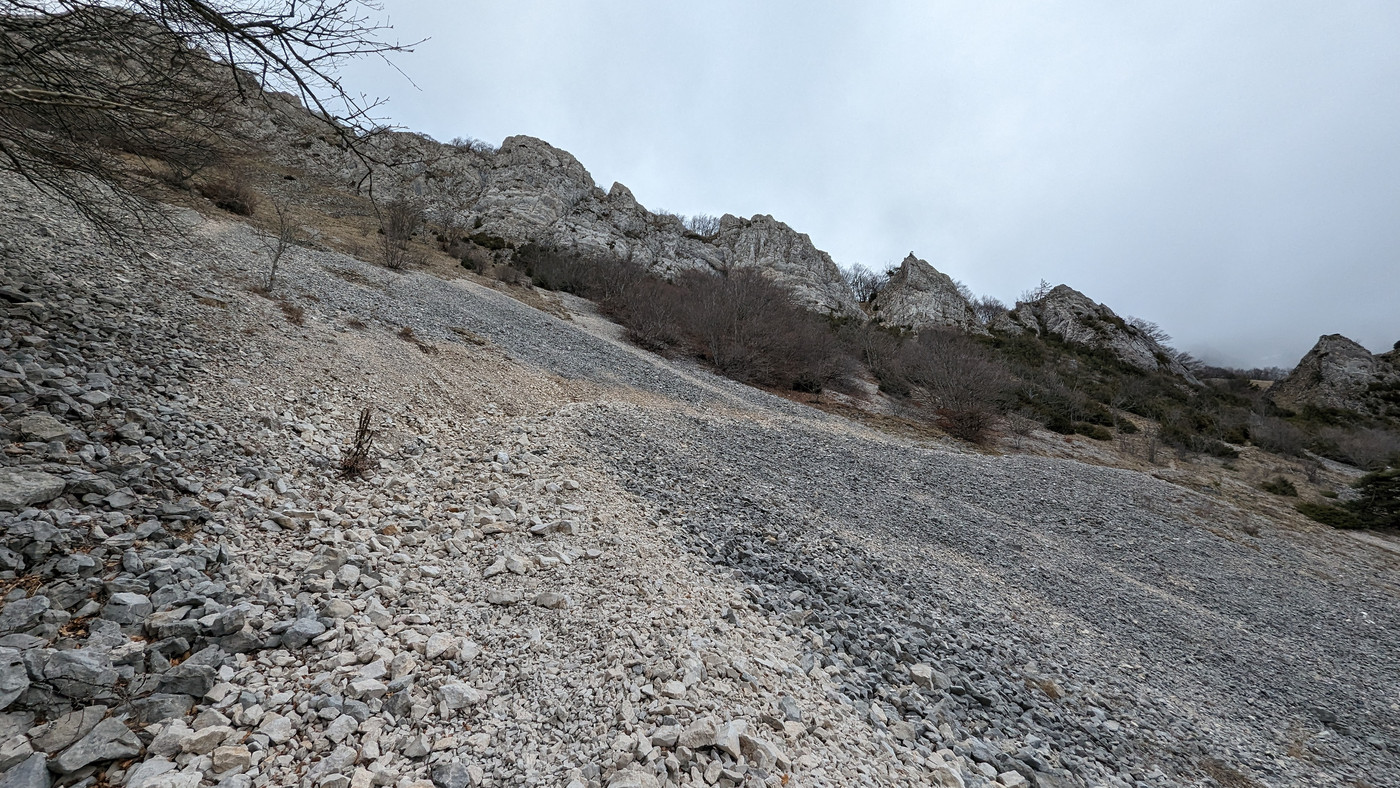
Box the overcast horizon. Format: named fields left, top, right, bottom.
left=341, top=1, right=1399, bottom=368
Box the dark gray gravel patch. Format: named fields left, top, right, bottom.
left=573, top=404, right=1400, bottom=788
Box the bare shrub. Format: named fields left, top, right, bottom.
left=1249, top=415, right=1306, bottom=456
left=1019, top=279, right=1053, bottom=303
left=899, top=330, right=1011, bottom=444
left=339, top=408, right=376, bottom=479
left=1126, top=316, right=1172, bottom=345
left=1316, top=427, right=1400, bottom=470
left=277, top=300, right=303, bottom=325
left=260, top=199, right=295, bottom=289
left=972, top=295, right=1008, bottom=324
left=1301, top=458, right=1321, bottom=483
left=376, top=197, right=424, bottom=270
left=398, top=325, right=437, bottom=354
left=842, top=264, right=886, bottom=303
left=684, top=213, right=721, bottom=238
left=201, top=179, right=258, bottom=216
left=449, top=136, right=497, bottom=154
left=611, top=278, right=688, bottom=353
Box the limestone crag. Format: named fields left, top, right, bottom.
left=1269, top=334, right=1400, bottom=420
left=240, top=105, right=860, bottom=315
left=992, top=285, right=1191, bottom=377
left=871, top=254, right=987, bottom=334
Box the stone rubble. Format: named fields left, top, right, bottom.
left=0, top=174, right=1004, bottom=788
left=0, top=159, right=1395, bottom=788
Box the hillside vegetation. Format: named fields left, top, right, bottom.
left=0, top=7, right=1397, bottom=788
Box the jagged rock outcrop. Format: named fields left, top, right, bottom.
left=992, top=285, right=1192, bottom=377
left=1269, top=335, right=1400, bottom=419
left=240, top=104, right=861, bottom=315
left=871, top=253, right=987, bottom=334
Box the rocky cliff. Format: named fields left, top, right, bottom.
left=871, top=254, right=987, bottom=334
left=992, top=285, right=1192, bottom=377
left=1269, top=334, right=1400, bottom=420
left=239, top=103, right=860, bottom=315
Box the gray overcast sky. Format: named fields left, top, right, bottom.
left=341, top=1, right=1400, bottom=368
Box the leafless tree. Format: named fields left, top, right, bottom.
left=0, top=1, right=412, bottom=237
left=259, top=198, right=294, bottom=289
left=900, top=329, right=1011, bottom=443
left=684, top=213, right=720, bottom=238
left=375, top=195, right=422, bottom=269
left=971, top=295, right=1008, bottom=324
left=842, top=263, right=886, bottom=303
left=1019, top=279, right=1053, bottom=303
left=1126, top=316, right=1172, bottom=345
left=954, top=279, right=976, bottom=303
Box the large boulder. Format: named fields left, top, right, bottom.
left=871, top=254, right=986, bottom=334
left=1269, top=335, right=1400, bottom=419
left=0, top=468, right=65, bottom=511
left=992, top=285, right=1191, bottom=377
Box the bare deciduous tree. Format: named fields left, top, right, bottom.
left=971, top=295, right=1008, bottom=324
left=684, top=213, right=720, bottom=238
left=842, top=263, right=886, bottom=303
left=1019, top=279, right=1053, bottom=303
left=1126, top=316, right=1172, bottom=345
left=259, top=198, right=294, bottom=289
left=375, top=196, right=422, bottom=269
left=0, top=1, right=412, bottom=236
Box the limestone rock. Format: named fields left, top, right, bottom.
left=1269, top=334, right=1400, bottom=420
left=50, top=717, right=141, bottom=773
left=11, top=413, right=71, bottom=442
left=0, top=752, right=49, bottom=788
left=872, top=254, right=986, bottom=334
left=993, top=285, right=1193, bottom=377
left=605, top=766, right=660, bottom=788
left=711, top=214, right=861, bottom=316
left=0, top=649, right=26, bottom=710
left=0, top=468, right=65, bottom=512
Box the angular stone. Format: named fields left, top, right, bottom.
left=430, top=762, right=471, bottom=788
left=28, top=705, right=106, bottom=753
left=532, top=592, right=569, bottom=609
left=0, top=649, right=27, bottom=710
left=424, top=633, right=455, bottom=660
left=0, top=597, right=49, bottom=635
left=12, top=413, right=71, bottom=443
left=180, top=724, right=234, bottom=755
left=257, top=714, right=294, bottom=744
left=158, top=661, right=216, bottom=697
left=0, top=752, right=49, bottom=788
left=0, top=468, right=65, bottom=512
left=130, top=693, right=195, bottom=725
left=677, top=717, right=717, bottom=750
left=281, top=617, right=326, bottom=648
left=51, top=717, right=141, bottom=773
left=100, top=592, right=153, bottom=624
left=44, top=650, right=117, bottom=698
left=605, top=766, right=660, bottom=788
left=325, top=714, right=358, bottom=743
left=484, top=589, right=520, bottom=606
left=346, top=678, right=386, bottom=699
left=0, top=734, right=34, bottom=772
left=212, top=744, right=252, bottom=772
left=124, top=757, right=180, bottom=788
left=438, top=683, right=483, bottom=710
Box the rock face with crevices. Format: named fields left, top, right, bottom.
left=1269, top=334, right=1400, bottom=419
left=992, top=285, right=1192, bottom=377
left=872, top=254, right=987, bottom=334
left=244, top=112, right=861, bottom=316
